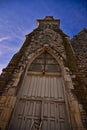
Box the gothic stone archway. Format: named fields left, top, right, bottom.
left=8, top=51, right=71, bottom=130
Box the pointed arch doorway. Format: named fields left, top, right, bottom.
left=8, top=51, right=71, bottom=130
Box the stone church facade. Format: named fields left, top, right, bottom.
left=0, top=16, right=87, bottom=130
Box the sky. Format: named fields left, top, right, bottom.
left=0, top=0, right=87, bottom=74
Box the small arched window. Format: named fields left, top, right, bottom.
left=29, top=51, right=61, bottom=73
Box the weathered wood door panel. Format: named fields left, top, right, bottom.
left=20, top=75, right=64, bottom=100
left=8, top=100, right=69, bottom=130
left=8, top=75, right=71, bottom=130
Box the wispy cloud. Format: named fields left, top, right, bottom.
left=0, top=36, right=10, bottom=42
left=0, top=36, right=17, bottom=57
left=0, top=44, right=17, bottom=51
left=0, top=63, right=6, bottom=74
left=0, top=37, right=19, bottom=74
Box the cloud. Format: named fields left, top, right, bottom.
left=0, top=45, right=18, bottom=59
left=0, top=37, right=15, bottom=57
left=0, top=44, right=17, bottom=51
left=0, top=36, right=10, bottom=42
left=0, top=64, right=6, bottom=74
left=0, top=36, right=20, bottom=55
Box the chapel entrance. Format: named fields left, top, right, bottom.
left=8, top=51, right=71, bottom=130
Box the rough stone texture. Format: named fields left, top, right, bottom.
left=70, top=28, right=87, bottom=128
left=71, top=28, right=87, bottom=84
left=0, top=96, right=16, bottom=130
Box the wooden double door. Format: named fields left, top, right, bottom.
left=8, top=75, right=71, bottom=130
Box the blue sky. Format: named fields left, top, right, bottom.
left=0, top=0, right=87, bottom=73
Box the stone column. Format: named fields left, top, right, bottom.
left=63, top=67, right=85, bottom=130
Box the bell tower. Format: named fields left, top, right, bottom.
left=37, top=16, right=60, bottom=29
left=0, top=16, right=86, bottom=130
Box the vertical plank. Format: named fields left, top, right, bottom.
left=44, top=76, right=46, bottom=98
left=48, top=102, right=50, bottom=118
left=25, top=119, right=31, bottom=130
left=35, top=76, right=39, bottom=97
left=41, top=76, right=45, bottom=97
left=22, top=76, right=31, bottom=98
left=31, top=76, right=36, bottom=97
left=48, top=76, right=50, bottom=98
left=35, top=101, right=41, bottom=117
left=18, top=100, right=25, bottom=115
left=50, top=102, right=55, bottom=118
left=48, top=119, right=50, bottom=130
left=26, top=76, right=32, bottom=97
left=50, top=77, right=54, bottom=98
left=28, top=76, right=34, bottom=97
left=47, top=77, right=50, bottom=98
left=18, top=75, right=28, bottom=98
left=23, top=101, right=30, bottom=119
left=42, top=120, right=48, bottom=130
left=56, top=103, right=60, bottom=130
left=43, top=102, right=48, bottom=117
left=60, top=122, right=65, bottom=130
left=20, top=118, right=26, bottom=130
left=17, top=101, right=26, bottom=129
left=37, top=76, right=42, bottom=97
left=59, top=104, right=65, bottom=120
left=28, top=101, right=34, bottom=116
left=45, top=77, right=49, bottom=98
left=50, top=120, right=55, bottom=130
left=54, top=77, right=58, bottom=99
left=57, top=77, right=64, bottom=99
left=60, top=78, right=64, bottom=99
left=32, top=76, right=37, bottom=97
left=16, top=118, right=22, bottom=130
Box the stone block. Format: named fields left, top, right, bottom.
left=0, top=96, right=16, bottom=130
